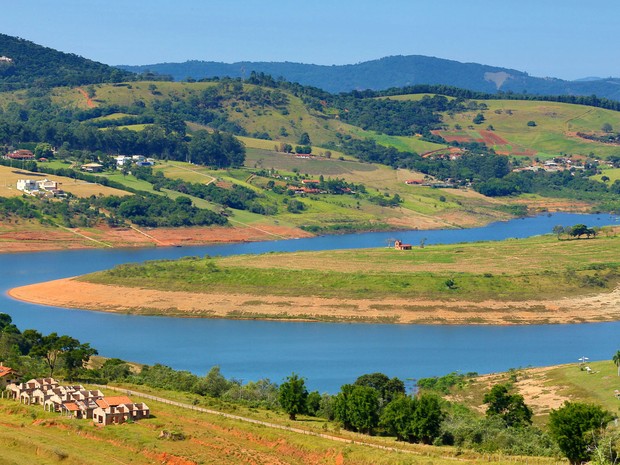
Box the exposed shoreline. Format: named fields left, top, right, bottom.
left=9, top=277, right=620, bottom=325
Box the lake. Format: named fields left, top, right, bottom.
left=3, top=212, right=619, bottom=392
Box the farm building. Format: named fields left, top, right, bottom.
left=394, top=240, right=412, bottom=250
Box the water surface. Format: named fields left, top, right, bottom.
left=3, top=212, right=618, bottom=392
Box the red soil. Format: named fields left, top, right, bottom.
left=478, top=130, right=508, bottom=145
left=76, top=88, right=96, bottom=108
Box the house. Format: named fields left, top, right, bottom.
left=5, top=379, right=148, bottom=426
left=7, top=378, right=59, bottom=402
left=394, top=240, right=412, bottom=250
left=81, top=163, right=103, bottom=173
left=16, top=179, right=39, bottom=193
left=6, top=150, right=34, bottom=160
left=17, top=178, right=63, bottom=197
left=0, top=364, right=18, bottom=390
left=113, top=155, right=132, bottom=167
left=405, top=179, right=423, bottom=185
left=93, top=396, right=150, bottom=425
left=0, top=56, right=13, bottom=63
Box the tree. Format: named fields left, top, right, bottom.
left=472, top=113, right=485, bottom=124
left=29, top=332, right=96, bottom=378
left=380, top=395, right=413, bottom=441
left=354, top=372, right=405, bottom=405
left=278, top=373, right=308, bottom=420
left=411, top=393, right=444, bottom=444
left=334, top=384, right=380, bottom=434
left=201, top=366, right=233, bottom=398
left=189, top=130, right=246, bottom=168
left=298, top=132, right=311, bottom=145
left=306, top=391, right=321, bottom=416
left=613, top=350, right=620, bottom=377
left=552, top=224, right=565, bottom=240
left=380, top=393, right=444, bottom=444
left=63, top=341, right=98, bottom=380
left=569, top=223, right=596, bottom=239
left=483, top=383, right=532, bottom=427
left=34, top=142, right=53, bottom=159
left=602, top=122, right=613, bottom=133
left=549, top=402, right=613, bottom=465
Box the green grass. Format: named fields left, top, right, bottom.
left=593, top=167, right=620, bottom=183
left=81, top=231, right=620, bottom=301
left=0, top=383, right=553, bottom=465
left=346, top=124, right=447, bottom=154
left=441, top=99, right=620, bottom=157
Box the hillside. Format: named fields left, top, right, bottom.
left=0, top=33, right=135, bottom=91
left=1, top=38, right=619, bottom=247
left=118, top=55, right=620, bottom=100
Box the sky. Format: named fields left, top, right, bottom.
left=2, top=0, right=619, bottom=80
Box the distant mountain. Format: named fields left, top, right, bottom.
left=119, top=55, right=620, bottom=101
left=0, top=34, right=135, bottom=92
left=574, top=76, right=605, bottom=82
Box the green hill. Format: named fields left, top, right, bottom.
left=0, top=33, right=135, bottom=92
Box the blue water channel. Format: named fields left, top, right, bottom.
left=2, top=212, right=619, bottom=392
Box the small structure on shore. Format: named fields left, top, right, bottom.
left=394, top=240, right=412, bottom=250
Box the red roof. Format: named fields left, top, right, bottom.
left=63, top=402, right=79, bottom=411
left=0, top=366, right=15, bottom=378
left=96, top=396, right=133, bottom=408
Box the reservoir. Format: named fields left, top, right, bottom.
left=3, top=212, right=619, bottom=392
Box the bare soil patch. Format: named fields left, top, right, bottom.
left=10, top=278, right=620, bottom=325
left=0, top=221, right=313, bottom=254
left=478, top=130, right=508, bottom=146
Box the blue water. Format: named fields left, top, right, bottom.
left=2, top=212, right=619, bottom=392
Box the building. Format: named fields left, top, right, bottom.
left=93, top=396, right=150, bottom=425
left=0, top=364, right=18, bottom=390
left=394, top=240, right=412, bottom=250
left=81, top=163, right=103, bottom=173
left=16, top=178, right=63, bottom=197
left=5, top=378, right=149, bottom=426
left=6, top=150, right=34, bottom=160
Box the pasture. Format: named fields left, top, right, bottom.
left=83, top=230, right=620, bottom=302
left=0, top=165, right=127, bottom=198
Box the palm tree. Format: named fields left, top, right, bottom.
left=613, top=350, right=620, bottom=377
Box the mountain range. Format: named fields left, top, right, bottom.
left=119, top=55, right=620, bottom=100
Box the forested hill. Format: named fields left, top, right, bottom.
left=0, top=34, right=135, bottom=92
left=119, top=55, right=620, bottom=101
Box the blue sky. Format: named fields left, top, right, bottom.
left=3, top=0, right=619, bottom=80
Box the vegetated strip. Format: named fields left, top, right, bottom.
left=80, top=234, right=620, bottom=302
left=97, top=384, right=452, bottom=459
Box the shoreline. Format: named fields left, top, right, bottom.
left=9, top=277, right=620, bottom=326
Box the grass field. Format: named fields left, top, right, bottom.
left=394, top=95, right=620, bottom=158
left=0, top=383, right=561, bottom=465
left=593, top=167, right=620, bottom=183
left=81, top=230, right=620, bottom=301
left=0, top=165, right=128, bottom=198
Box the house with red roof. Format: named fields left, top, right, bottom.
left=93, top=396, right=150, bottom=425
left=0, top=364, right=18, bottom=390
